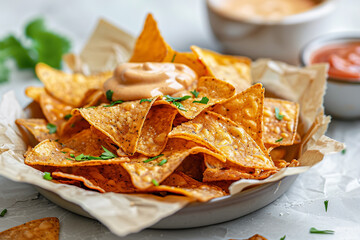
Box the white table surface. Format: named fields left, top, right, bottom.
left=1, top=0, right=360, bottom=239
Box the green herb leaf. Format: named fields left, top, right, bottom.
left=193, top=96, right=209, bottom=104
left=275, top=137, right=283, bottom=143
left=61, top=151, right=67, bottom=154
left=309, top=227, right=334, bottom=234
left=164, top=95, right=191, bottom=102
left=100, top=146, right=117, bottom=159
left=104, top=100, right=124, bottom=107
left=140, top=99, right=152, bottom=104
left=152, top=179, right=159, bottom=186
left=173, top=101, right=187, bottom=111
left=324, top=200, right=329, bottom=212
left=43, top=172, right=52, bottom=180
left=171, top=53, right=176, bottom=63
left=158, top=159, right=167, bottom=166
left=106, top=90, right=114, bottom=101
left=64, top=114, right=72, bottom=120
left=70, top=123, right=75, bottom=128
left=46, top=123, right=57, bottom=134
left=280, top=235, right=286, bottom=240
left=0, top=209, right=7, bottom=217
left=143, top=154, right=164, bottom=163
left=190, top=90, right=199, bottom=98
left=275, top=107, right=284, bottom=121
left=341, top=149, right=346, bottom=155
left=70, top=153, right=75, bottom=158
left=65, top=158, right=73, bottom=160
left=75, top=153, right=85, bottom=161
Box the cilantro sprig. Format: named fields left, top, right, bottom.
left=46, top=123, right=57, bottom=134
left=152, top=179, right=159, bottom=186
left=143, top=154, right=164, bottom=163
left=140, top=99, right=152, bottom=104
left=275, top=137, right=283, bottom=143
left=43, top=172, right=53, bottom=180
left=64, top=114, right=72, bottom=120
left=158, top=159, right=167, bottom=166
left=164, top=95, right=191, bottom=111
left=190, top=90, right=199, bottom=98
left=68, top=146, right=117, bottom=161
left=106, top=90, right=113, bottom=102
left=309, top=227, right=334, bottom=234
left=0, top=18, right=71, bottom=83
left=324, top=200, right=329, bottom=212
left=171, top=53, right=176, bottom=63
left=0, top=209, right=7, bottom=217
left=104, top=100, right=123, bottom=107
left=280, top=235, right=286, bottom=240
left=275, top=107, right=284, bottom=120
left=193, top=96, right=209, bottom=104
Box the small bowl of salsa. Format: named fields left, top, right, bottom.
left=300, top=32, right=360, bottom=119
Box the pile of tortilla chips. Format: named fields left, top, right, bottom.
left=16, top=14, right=302, bottom=202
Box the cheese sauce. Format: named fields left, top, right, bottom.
left=104, top=62, right=197, bottom=101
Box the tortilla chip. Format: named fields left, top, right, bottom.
left=169, top=111, right=275, bottom=170
left=211, top=83, right=267, bottom=155
left=149, top=171, right=226, bottom=202
left=191, top=46, right=251, bottom=92
left=52, top=172, right=106, bottom=193
left=15, top=118, right=58, bottom=142
left=171, top=51, right=208, bottom=77
left=35, top=63, right=112, bottom=107
left=136, top=104, right=178, bottom=156
left=176, top=153, right=205, bottom=181
left=60, top=112, right=90, bottom=138
left=203, top=155, right=277, bottom=182
left=39, top=91, right=73, bottom=128
left=121, top=138, right=225, bottom=189
left=25, top=139, right=128, bottom=168
left=154, top=76, right=236, bottom=119
left=0, top=217, right=59, bottom=240
left=263, top=98, right=299, bottom=146
left=130, top=14, right=173, bottom=62
left=25, top=86, right=45, bottom=102
left=80, top=89, right=108, bottom=108
left=76, top=97, right=157, bottom=155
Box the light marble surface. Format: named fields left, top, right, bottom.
left=1, top=0, right=360, bottom=239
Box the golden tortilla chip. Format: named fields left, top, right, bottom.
left=60, top=112, right=90, bottom=138
left=171, top=51, right=208, bottom=77
left=149, top=171, right=226, bottom=202
left=211, top=83, right=267, bottom=155
left=263, top=98, right=299, bottom=146
left=76, top=97, right=157, bottom=155
left=35, top=63, right=112, bottom=107
left=136, top=104, right=178, bottom=156
left=39, top=91, right=73, bottom=129
left=176, top=153, right=205, bottom=181
left=121, top=138, right=225, bottom=190
left=130, top=14, right=173, bottom=62
left=52, top=172, right=106, bottom=193
left=191, top=46, right=251, bottom=92
left=25, top=139, right=128, bottom=168
left=203, top=155, right=277, bottom=182
left=25, top=86, right=45, bottom=102
left=80, top=89, right=108, bottom=108
left=169, top=111, right=275, bottom=170
left=0, top=217, right=59, bottom=240
left=15, top=118, right=58, bottom=142
left=154, top=76, right=235, bottom=119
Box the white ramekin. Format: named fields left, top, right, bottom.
left=206, top=0, right=336, bottom=64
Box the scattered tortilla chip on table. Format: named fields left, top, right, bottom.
left=35, top=63, right=112, bottom=107
left=191, top=45, right=252, bottom=92
left=263, top=98, right=299, bottom=147
left=0, top=217, right=59, bottom=240
left=169, top=111, right=275, bottom=170
left=15, top=118, right=58, bottom=142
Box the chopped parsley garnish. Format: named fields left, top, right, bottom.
left=104, top=100, right=124, bottom=107
left=158, top=159, right=167, bottom=166
left=106, top=89, right=114, bottom=101
left=64, top=114, right=72, bottom=120
left=190, top=90, right=199, bottom=98
left=61, top=151, right=67, bottom=154
left=143, top=154, right=164, bottom=163
left=171, top=53, right=176, bottom=63
left=46, top=123, right=57, bottom=134
left=275, top=137, right=283, bottom=143
left=324, top=200, right=329, bottom=212
left=193, top=96, right=209, bottom=104
left=0, top=209, right=7, bottom=217
left=69, top=146, right=116, bottom=161
left=309, top=227, right=334, bottom=234
left=341, top=149, right=346, bottom=155
left=140, top=99, right=152, bottom=104
left=152, top=179, right=159, bottom=186
left=65, top=158, right=73, bottom=160
left=275, top=107, right=284, bottom=120
left=70, top=123, right=75, bottom=128
left=43, top=172, right=52, bottom=180
left=280, top=235, right=286, bottom=240
left=164, top=95, right=191, bottom=111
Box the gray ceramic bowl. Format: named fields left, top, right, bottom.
left=300, top=32, right=360, bottom=119
left=36, top=175, right=297, bottom=229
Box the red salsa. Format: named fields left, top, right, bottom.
left=311, top=42, right=360, bottom=80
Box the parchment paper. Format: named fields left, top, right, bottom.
left=0, top=22, right=344, bottom=237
